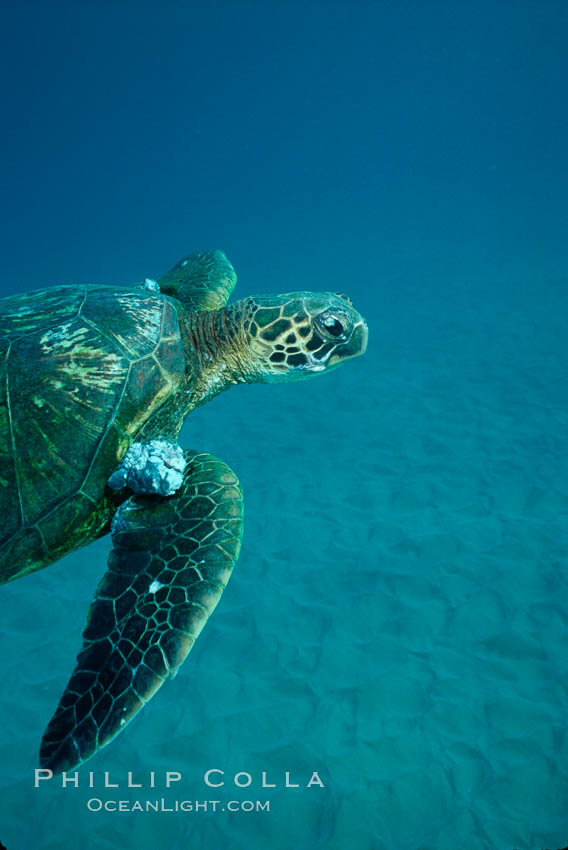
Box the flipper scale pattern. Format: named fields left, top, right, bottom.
left=39, top=450, right=243, bottom=773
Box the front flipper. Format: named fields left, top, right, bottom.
left=39, top=450, right=243, bottom=773
left=157, top=249, right=236, bottom=311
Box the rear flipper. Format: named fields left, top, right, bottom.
left=39, top=450, right=243, bottom=773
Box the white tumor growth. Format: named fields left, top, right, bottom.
left=107, top=440, right=186, bottom=496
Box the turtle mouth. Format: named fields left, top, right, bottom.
left=354, top=320, right=368, bottom=355
left=328, top=320, right=368, bottom=365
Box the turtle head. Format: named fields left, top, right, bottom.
left=238, top=292, right=368, bottom=383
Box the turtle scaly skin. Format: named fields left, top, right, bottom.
left=0, top=250, right=368, bottom=772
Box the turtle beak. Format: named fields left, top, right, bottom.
left=328, top=318, right=368, bottom=366
left=353, top=319, right=368, bottom=356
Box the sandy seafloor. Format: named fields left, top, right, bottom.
left=0, top=267, right=566, bottom=850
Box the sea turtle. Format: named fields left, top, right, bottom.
left=0, top=249, right=368, bottom=773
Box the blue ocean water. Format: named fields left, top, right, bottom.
left=1, top=2, right=567, bottom=848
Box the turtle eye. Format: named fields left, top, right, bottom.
left=317, top=311, right=347, bottom=338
